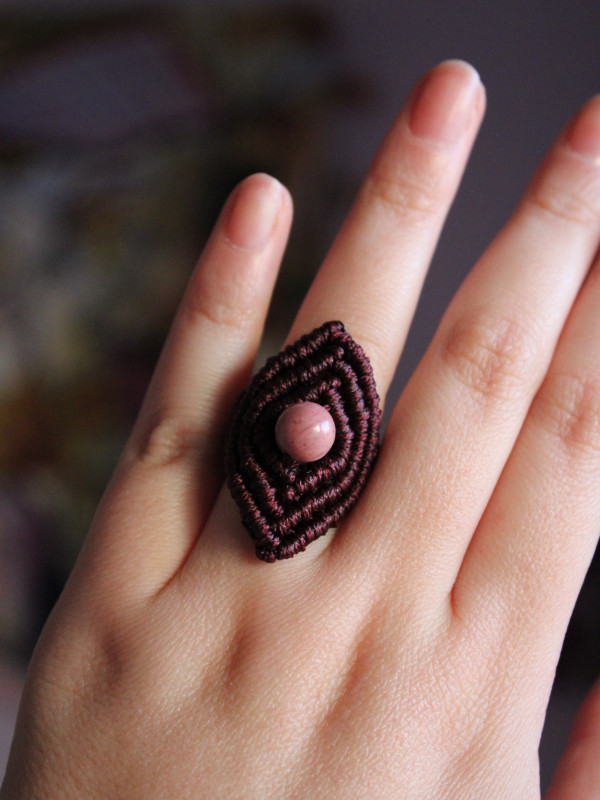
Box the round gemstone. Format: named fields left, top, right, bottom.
left=275, top=402, right=336, bottom=462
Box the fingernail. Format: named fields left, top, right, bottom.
left=409, top=60, right=481, bottom=145
left=566, top=96, right=600, bottom=166
left=225, top=174, right=283, bottom=251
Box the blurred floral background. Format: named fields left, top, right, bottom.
left=1, top=0, right=599, bottom=789
left=0, top=1, right=374, bottom=773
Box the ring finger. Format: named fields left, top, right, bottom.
left=349, top=95, right=600, bottom=602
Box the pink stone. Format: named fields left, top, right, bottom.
left=275, top=402, right=336, bottom=462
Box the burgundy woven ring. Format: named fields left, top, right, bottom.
left=226, top=320, right=381, bottom=562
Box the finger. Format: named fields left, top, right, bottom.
left=191, top=61, right=484, bottom=576
left=287, top=60, right=485, bottom=401
left=188, top=62, right=483, bottom=578
left=77, top=174, right=293, bottom=594
left=452, top=244, right=600, bottom=653
left=545, top=677, right=600, bottom=800
left=340, top=96, right=600, bottom=599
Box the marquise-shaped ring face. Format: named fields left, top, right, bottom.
left=226, top=321, right=381, bottom=562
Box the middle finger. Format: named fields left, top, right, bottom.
left=287, top=59, right=485, bottom=401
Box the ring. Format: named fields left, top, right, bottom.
left=226, top=320, right=381, bottom=562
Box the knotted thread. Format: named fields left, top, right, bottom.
left=226, top=321, right=381, bottom=561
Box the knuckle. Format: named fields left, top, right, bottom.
left=440, top=310, right=539, bottom=407
left=365, top=166, right=442, bottom=222
left=133, top=408, right=203, bottom=468
left=185, top=287, right=256, bottom=333
left=527, top=164, right=600, bottom=227
left=185, top=259, right=258, bottom=334
left=530, top=371, right=600, bottom=458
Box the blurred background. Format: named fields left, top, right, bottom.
left=0, top=0, right=599, bottom=789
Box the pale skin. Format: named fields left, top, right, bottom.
left=3, top=59, right=600, bottom=799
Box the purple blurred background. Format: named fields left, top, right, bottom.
left=0, top=0, right=599, bottom=789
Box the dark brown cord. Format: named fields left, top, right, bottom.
left=226, top=321, right=381, bottom=561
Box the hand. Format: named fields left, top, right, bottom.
left=3, top=59, right=600, bottom=800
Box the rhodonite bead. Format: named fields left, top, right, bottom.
left=275, top=402, right=336, bottom=462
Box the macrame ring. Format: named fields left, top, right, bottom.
left=226, top=320, right=381, bottom=562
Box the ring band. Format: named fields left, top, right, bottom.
left=226, top=321, right=381, bottom=561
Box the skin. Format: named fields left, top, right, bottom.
left=2, top=59, right=600, bottom=799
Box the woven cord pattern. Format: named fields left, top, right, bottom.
left=226, top=321, right=381, bottom=561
